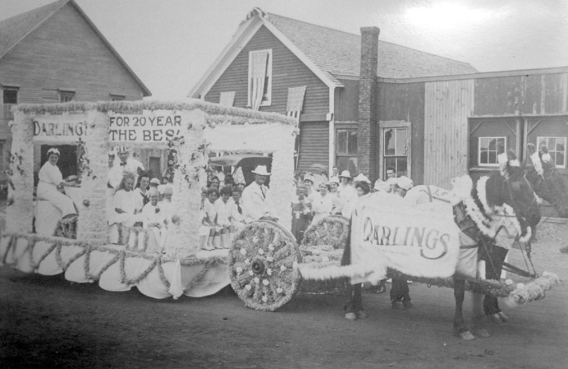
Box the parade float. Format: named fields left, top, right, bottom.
left=0, top=100, right=560, bottom=315
left=0, top=100, right=298, bottom=300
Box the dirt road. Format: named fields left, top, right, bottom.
left=1, top=221, right=567, bottom=369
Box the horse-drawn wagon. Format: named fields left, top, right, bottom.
left=0, top=100, right=561, bottom=340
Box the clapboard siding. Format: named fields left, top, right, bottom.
left=0, top=3, right=145, bottom=106
left=377, top=82, right=425, bottom=185
left=335, top=79, right=359, bottom=122
left=424, top=80, right=474, bottom=188
left=0, top=2, right=147, bottom=182
left=473, top=73, right=568, bottom=116
left=204, top=26, right=329, bottom=116
left=297, top=121, right=329, bottom=171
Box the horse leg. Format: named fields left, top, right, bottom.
left=471, top=291, right=490, bottom=337
left=454, top=278, right=475, bottom=340
left=344, top=281, right=357, bottom=320
left=484, top=245, right=509, bottom=324
left=353, top=283, right=367, bottom=319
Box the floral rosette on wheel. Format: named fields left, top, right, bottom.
left=228, top=220, right=302, bottom=311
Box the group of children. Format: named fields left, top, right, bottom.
left=199, top=172, right=246, bottom=250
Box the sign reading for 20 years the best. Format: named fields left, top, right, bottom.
left=109, top=113, right=183, bottom=142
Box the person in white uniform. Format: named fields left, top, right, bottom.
left=114, top=146, right=144, bottom=183
left=37, top=148, right=77, bottom=219
left=241, top=165, right=277, bottom=223
left=338, top=170, right=357, bottom=218
left=141, top=188, right=167, bottom=252
left=311, top=182, right=333, bottom=225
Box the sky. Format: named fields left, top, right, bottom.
left=1, top=0, right=568, bottom=99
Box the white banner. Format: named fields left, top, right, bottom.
left=109, top=112, right=183, bottom=142
left=33, top=114, right=88, bottom=142
left=350, top=193, right=461, bottom=283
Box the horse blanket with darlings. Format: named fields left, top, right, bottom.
left=347, top=193, right=463, bottom=284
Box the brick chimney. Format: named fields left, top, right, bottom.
left=357, top=27, right=380, bottom=181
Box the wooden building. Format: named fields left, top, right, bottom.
left=0, top=0, right=151, bottom=183
left=189, top=8, right=476, bottom=175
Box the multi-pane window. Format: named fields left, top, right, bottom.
left=59, top=91, right=75, bottom=103
left=537, top=136, right=566, bottom=168
left=478, top=137, right=506, bottom=166
left=2, top=89, right=18, bottom=120
left=248, top=49, right=272, bottom=108
left=336, top=129, right=357, bottom=175
left=110, top=94, right=125, bottom=101
left=383, top=128, right=408, bottom=177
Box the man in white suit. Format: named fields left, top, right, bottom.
left=241, top=165, right=278, bottom=223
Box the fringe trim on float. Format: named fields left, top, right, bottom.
left=505, top=271, right=560, bottom=306
left=13, top=101, right=297, bottom=127
left=0, top=233, right=227, bottom=294
left=298, top=262, right=376, bottom=281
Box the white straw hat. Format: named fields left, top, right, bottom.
left=354, top=173, right=371, bottom=184
left=339, top=170, right=351, bottom=179
left=251, top=165, right=271, bottom=176
left=396, top=176, right=414, bottom=191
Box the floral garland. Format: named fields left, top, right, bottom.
left=1, top=232, right=228, bottom=295
left=229, top=221, right=302, bottom=311
left=76, top=138, right=93, bottom=178
left=14, top=100, right=298, bottom=127
left=5, top=149, right=25, bottom=177
left=506, top=271, right=560, bottom=306
left=301, top=216, right=349, bottom=250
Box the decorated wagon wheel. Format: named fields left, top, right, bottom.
left=54, top=215, right=78, bottom=240
left=301, top=215, right=349, bottom=249
left=228, top=220, right=302, bottom=311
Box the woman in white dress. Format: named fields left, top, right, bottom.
left=311, top=182, right=333, bottom=226
left=37, top=148, right=77, bottom=219
left=111, top=172, right=143, bottom=228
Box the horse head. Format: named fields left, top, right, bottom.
left=524, top=143, right=568, bottom=217
left=485, top=150, right=541, bottom=237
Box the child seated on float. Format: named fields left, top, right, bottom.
left=214, top=186, right=234, bottom=249
left=199, top=188, right=219, bottom=251
left=230, top=187, right=246, bottom=232
left=141, top=188, right=167, bottom=253
left=109, top=172, right=143, bottom=244
left=159, top=185, right=174, bottom=225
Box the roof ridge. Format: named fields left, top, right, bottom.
left=266, top=11, right=474, bottom=69
left=378, top=39, right=474, bottom=67
left=0, top=0, right=69, bottom=60
left=266, top=12, right=361, bottom=38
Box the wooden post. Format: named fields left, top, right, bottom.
left=6, top=111, right=34, bottom=233
left=77, top=110, right=110, bottom=243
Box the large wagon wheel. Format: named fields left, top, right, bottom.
left=54, top=215, right=78, bottom=239
left=229, top=220, right=302, bottom=311
left=301, top=215, right=349, bottom=250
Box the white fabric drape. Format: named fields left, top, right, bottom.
left=219, top=91, right=236, bottom=107
left=250, top=51, right=269, bottom=110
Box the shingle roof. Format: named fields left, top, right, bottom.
left=266, top=13, right=478, bottom=79
left=0, top=0, right=150, bottom=96
left=0, top=0, right=67, bottom=59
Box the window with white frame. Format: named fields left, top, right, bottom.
left=59, top=91, right=75, bottom=103
left=383, top=127, right=408, bottom=177
left=336, top=128, right=358, bottom=174
left=478, top=137, right=506, bottom=166
left=537, top=136, right=566, bottom=168
left=247, top=49, right=272, bottom=109
left=2, top=88, right=18, bottom=120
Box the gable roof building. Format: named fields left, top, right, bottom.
left=190, top=8, right=477, bottom=98
left=189, top=8, right=478, bottom=177
left=0, top=0, right=150, bottom=96
left=0, top=0, right=151, bottom=182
